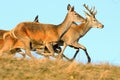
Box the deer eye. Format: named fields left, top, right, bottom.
left=74, top=12, right=77, bottom=15
left=93, top=19, right=96, bottom=22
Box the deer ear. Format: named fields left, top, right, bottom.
left=67, top=4, right=71, bottom=11
left=71, top=6, right=74, bottom=11
left=34, top=15, right=39, bottom=22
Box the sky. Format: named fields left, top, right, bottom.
left=0, top=0, right=120, bottom=65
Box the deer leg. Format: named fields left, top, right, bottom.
left=25, top=46, right=35, bottom=59
left=16, top=48, right=26, bottom=58
left=70, top=42, right=91, bottom=63
left=70, top=48, right=79, bottom=61
left=22, top=38, right=36, bottom=60
left=18, top=51, right=26, bottom=58
left=57, top=42, right=67, bottom=59
left=84, top=49, right=91, bottom=63
left=0, top=49, right=5, bottom=57
left=35, top=48, right=50, bottom=59
left=0, top=39, right=14, bottom=57
left=7, top=49, right=18, bottom=58
left=52, top=43, right=74, bottom=60
left=53, top=44, right=62, bottom=53
left=41, top=43, right=55, bottom=56
left=54, top=48, right=70, bottom=60
left=61, top=48, right=79, bottom=61
left=61, top=54, right=71, bottom=60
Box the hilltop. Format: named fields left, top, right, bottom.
left=0, top=57, right=120, bottom=80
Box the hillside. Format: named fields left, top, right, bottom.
left=0, top=57, right=120, bottom=80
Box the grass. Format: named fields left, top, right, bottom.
left=0, top=57, right=120, bottom=80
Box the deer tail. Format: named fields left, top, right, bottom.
left=10, top=29, right=18, bottom=39
left=3, top=31, right=10, bottom=40
left=3, top=29, right=17, bottom=40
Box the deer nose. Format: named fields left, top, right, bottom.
left=102, top=25, right=104, bottom=28
left=99, top=24, right=104, bottom=29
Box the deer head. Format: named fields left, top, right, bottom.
left=83, top=4, right=104, bottom=28
left=67, top=4, right=85, bottom=23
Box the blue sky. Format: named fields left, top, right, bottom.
left=0, top=0, right=120, bottom=65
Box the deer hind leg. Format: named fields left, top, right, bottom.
left=70, top=42, right=91, bottom=63
left=35, top=48, right=50, bottom=59
left=53, top=44, right=62, bottom=54
left=21, top=38, right=36, bottom=60
left=25, top=44, right=36, bottom=59
left=15, top=48, right=26, bottom=58
left=0, top=39, right=14, bottom=57
left=7, top=49, right=19, bottom=58
left=41, top=42, right=55, bottom=57
left=6, top=48, right=26, bottom=58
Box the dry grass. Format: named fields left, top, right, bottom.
left=0, top=57, right=120, bottom=80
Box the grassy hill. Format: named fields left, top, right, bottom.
left=0, top=57, right=120, bottom=80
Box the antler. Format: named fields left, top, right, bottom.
left=83, top=4, right=97, bottom=16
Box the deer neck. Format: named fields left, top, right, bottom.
left=57, top=14, right=72, bottom=40
left=78, top=21, right=91, bottom=37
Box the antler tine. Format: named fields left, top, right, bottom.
left=92, top=6, right=97, bottom=16
left=83, top=4, right=97, bottom=16
left=91, top=6, right=95, bottom=13
left=83, top=4, right=89, bottom=11
left=90, top=8, right=93, bottom=13
left=83, top=4, right=93, bottom=15
left=94, top=10, right=97, bottom=15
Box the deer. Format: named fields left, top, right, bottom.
left=55, top=4, right=104, bottom=63
left=34, top=4, right=104, bottom=63
left=0, top=16, right=61, bottom=58
left=0, top=15, right=41, bottom=57
left=0, top=29, right=22, bottom=57
left=0, top=37, right=26, bottom=57
left=0, top=4, right=85, bottom=59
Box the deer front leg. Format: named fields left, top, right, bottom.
left=57, top=42, right=67, bottom=59
left=69, top=48, right=80, bottom=61
left=70, top=42, right=91, bottom=63
left=60, top=48, right=79, bottom=61
left=59, top=47, right=79, bottom=61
